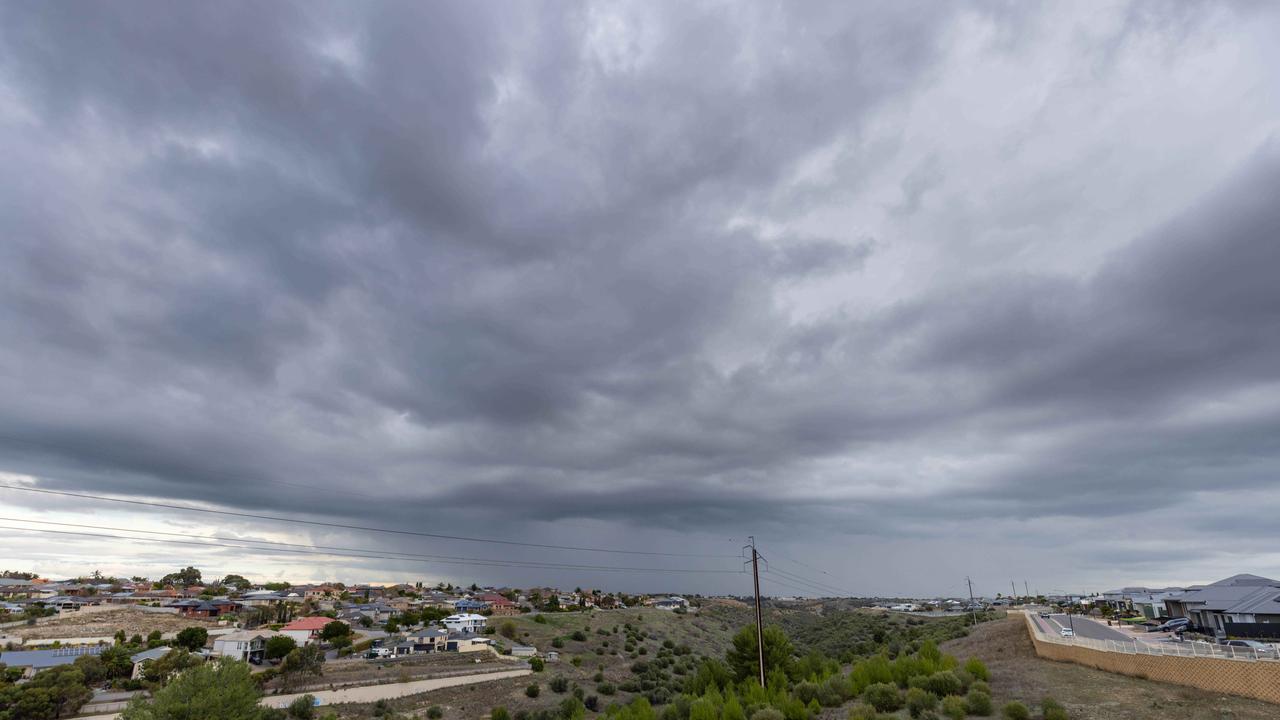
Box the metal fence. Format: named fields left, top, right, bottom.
left=1025, top=614, right=1279, bottom=662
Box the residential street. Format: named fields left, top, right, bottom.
left=1045, top=614, right=1133, bottom=642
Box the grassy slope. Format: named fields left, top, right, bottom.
left=941, top=615, right=1280, bottom=720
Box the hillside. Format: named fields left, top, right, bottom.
left=941, top=615, right=1280, bottom=720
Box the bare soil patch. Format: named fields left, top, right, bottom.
left=11, top=607, right=221, bottom=641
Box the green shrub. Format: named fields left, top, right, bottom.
left=287, top=695, right=317, bottom=720
left=491, top=708, right=510, bottom=720
left=530, top=657, right=545, bottom=672
left=847, top=704, right=879, bottom=720
left=941, top=695, right=967, bottom=720
left=1041, top=698, right=1068, bottom=720
left=863, top=682, right=902, bottom=712
left=534, top=614, right=548, bottom=624
left=571, top=631, right=587, bottom=641
left=1001, top=701, right=1029, bottom=720
left=426, top=707, right=443, bottom=719
left=552, top=637, right=564, bottom=648
left=970, top=680, right=990, bottom=696
left=526, top=683, right=540, bottom=698
left=966, top=690, right=993, bottom=716
left=906, top=687, right=939, bottom=718
left=922, top=671, right=964, bottom=697
left=597, top=681, right=616, bottom=695
left=963, top=657, right=990, bottom=682
left=750, top=709, right=784, bottom=720
left=550, top=676, right=569, bottom=693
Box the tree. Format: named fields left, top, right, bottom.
left=319, top=621, right=351, bottom=642
left=265, top=635, right=298, bottom=661
left=222, top=575, right=252, bottom=591
left=498, top=620, right=517, bottom=639
left=287, top=695, right=317, bottom=720
left=174, top=627, right=208, bottom=652
left=122, top=659, right=266, bottom=720
left=280, top=645, right=325, bottom=687
left=160, top=567, right=203, bottom=587
left=725, top=625, right=794, bottom=682
left=20, top=666, right=94, bottom=719
left=140, top=649, right=203, bottom=685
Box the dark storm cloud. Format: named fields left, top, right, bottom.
left=2, top=0, right=1280, bottom=591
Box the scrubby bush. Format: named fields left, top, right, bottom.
left=491, top=708, right=510, bottom=720
left=906, top=687, right=939, bottom=718
left=847, top=705, right=890, bottom=720
left=426, top=707, right=443, bottom=719
left=571, top=631, right=587, bottom=642
left=552, top=637, right=564, bottom=648
left=1001, top=701, right=1029, bottom=720
left=530, top=657, right=545, bottom=672
left=964, top=657, right=990, bottom=682
left=526, top=683, right=540, bottom=698
left=287, top=695, right=317, bottom=720
left=534, top=614, right=548, bottom=624
left=966, top=689, right=993, bottom=716
left=970, top=680, right=990, bottom=696
left=550, top=676, right=569, bottom=693
left=921, top=671, right=964, bottom=697
left=584, top=696, right=599, bottom=712
left=597, top=681, right=616, bottom=695
left=863, top=682, right=902, bottom=712
left=1041, top=697, right=1068, bottom=720
left=750, top=709, right=784, bottom=720
left=941, top=695, right=968, bottom=720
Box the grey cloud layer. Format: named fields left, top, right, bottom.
left=2, top=1, right=1279, bottom=592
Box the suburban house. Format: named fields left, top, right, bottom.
left=453, top=598, right=489, bottom=613
left=0, top=646, right=108, bottom=679
left=1165, top=574, right=1280, bottom=636
left=212, top=630, right=282, bottom=663
left=170, top=598, right=242, bottom=618
left=408, top=627, right=449, bottom=653
left=0, top=579, right=48, bottom=599
left=442, top=613, right=487, bottom=633
left=447, top=632, right=492, bottom=653
left=476, top=593, right=519, bottom=615
left=1098, top=587, right=1185, bottom=620
left=652, top=596, right=689, bottom=610
left=280, top=616, right=343, bottom=645
left=129, top=647, right=173, bottom=679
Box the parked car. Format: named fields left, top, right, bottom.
left=1060, top=628, right=1075, bottom=637
left=1220, top=640, right=1280, bottom=658
left=1038, top=612, right=1051, bottom=619
left=1154, top=618, right=1190, bottom=632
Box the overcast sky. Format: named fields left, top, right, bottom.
left=2, top=1, right=1279, bottom=598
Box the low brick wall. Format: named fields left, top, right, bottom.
left=1024, top=616, right=1280, bottom=705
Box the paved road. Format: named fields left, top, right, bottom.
left=1044, top=614, right=1131, bottom=642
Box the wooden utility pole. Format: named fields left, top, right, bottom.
left=966, top=576, right=977, bottom=626
left=749, top=536, right=766, bottom=688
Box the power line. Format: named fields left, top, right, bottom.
left=765, top=565, right=853, bottom=596
left=0, top=524, right=748, bottom=575
left=759, top=575, right=817, bottom=596
left=0, top=484, right=738, bottom=558
left=0, top=517, right=742, bottom=574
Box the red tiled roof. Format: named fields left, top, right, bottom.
left=281, top=616, right=336, bottom=631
